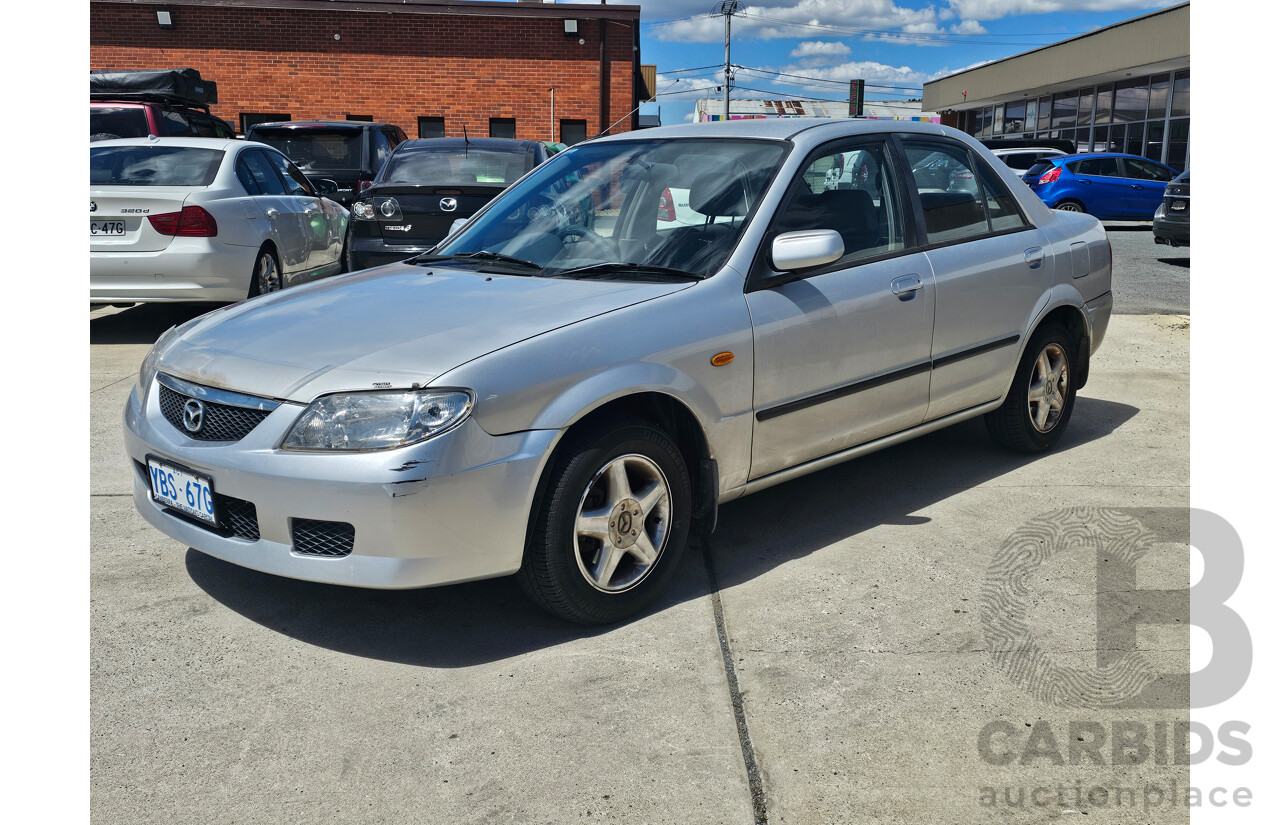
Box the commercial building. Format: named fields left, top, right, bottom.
left=89, top=0, right=645, bottom=144
left=923, top=2, right=1189, bottom=170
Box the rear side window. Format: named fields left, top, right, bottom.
left=90, top=146, right=224, bottom=186
left=159, top=109, right=193, bottom=136
left=251, top=129, right=363, bottom=171
left=903, top=142, right=988, bottom=244
left=264, top=151, right=315, bottom=196
left=1071, top=157, right=1121, bottom=177
left=976, top=163, right=1028, bottom=232
left=90, top=107, right=149, bottom=139
left=380, top=148, right=529, bottom=186
left=238, top=150, right=289, bottom=196
left=371, top=129, right=392, bottom=170
left=1124, top=158, right=1175, bottom=182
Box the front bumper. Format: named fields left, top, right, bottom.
left=123, top=379, right=558, bottom=589
left=90, top=238, right=259, bottom=303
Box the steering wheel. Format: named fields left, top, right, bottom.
left=554, top=224, right=614, bottom=257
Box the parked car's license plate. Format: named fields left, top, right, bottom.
left=91, top=220, right=126, bottom=236
left=1171, top=200, right=1187, bottom=211
left=147, top=457, right=217, bottom=525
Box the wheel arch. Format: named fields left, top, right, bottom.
left=1027, top=297, right=1091, bottom=389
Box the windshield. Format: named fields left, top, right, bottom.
left=91, top=106, right=149, bottom=139
left=432, top=138, right=787, bottom=279
left=90, top=146, right=225, bottom=186
left=252, top=129, right=363, bottom=171
left=380, top=147, right=530, bottom=186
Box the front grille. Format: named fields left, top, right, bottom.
left=159, top=384, right=271, bottom=442
left=291, top=519, right=355, bottom=557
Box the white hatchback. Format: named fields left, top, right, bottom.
left=90, top=137, right=349, bottom=304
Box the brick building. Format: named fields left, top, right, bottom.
left=90, top=0, right=644, bottom=143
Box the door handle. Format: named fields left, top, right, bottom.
left=1131, top=184, right=1143, bottom=189
left=1024, top=247, right=1044, bottom=269
left=1080, top=179, right=1091, bottom=185
left=891, top=274, right=923, bottom=295
left=265, top=208, right=279, bottom=217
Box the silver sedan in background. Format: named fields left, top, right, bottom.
left=124, top=119, right=1112, bottom=624
left=91, top=137, right=349, bottom=304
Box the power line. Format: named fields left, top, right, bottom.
left=735, top=66, right=922, bottom=91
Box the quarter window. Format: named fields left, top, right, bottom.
left=771, top=141, right=904, bottom=265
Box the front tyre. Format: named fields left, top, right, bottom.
left=984, top=324, right=1078, bottom=453
left=519, top=418, right=692, bottom=624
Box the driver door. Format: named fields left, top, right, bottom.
left=745, top=138, right=935, bottom=479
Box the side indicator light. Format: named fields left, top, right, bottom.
left=711, top=352, right=735, bottom=367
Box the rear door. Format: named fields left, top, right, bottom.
left=1068, top=156, right=1128, bottom=218
left=1120, top=157, right=1176, bottom=219
left=899, top=137, right=1050, bottom=419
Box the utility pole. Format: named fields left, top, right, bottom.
left=717, top=0, right=739, bottom=120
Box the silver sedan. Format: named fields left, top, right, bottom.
left=124, top=119, right=1113, bottom=623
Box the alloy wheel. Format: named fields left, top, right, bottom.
left=1028, top=342, right=1070, bottom=433
left=573, top=454, right=671, bottom=593
left=256, top=253, right=282, bottom=294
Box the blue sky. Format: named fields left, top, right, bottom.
left=566, top=0, right=1185, bottom=125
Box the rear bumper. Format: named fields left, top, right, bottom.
left=347, top=234, right=436, bottom=272
left=1153, top=207, right=1190, bottom=246
left=1086, top=290, right=1113, bottom=354
left=90, top=239, right=257, bottom=303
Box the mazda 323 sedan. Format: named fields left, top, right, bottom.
left=124, top=119, right=1113, bottom=624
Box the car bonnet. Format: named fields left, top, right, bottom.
left=156, top=264, right=694, bottom=403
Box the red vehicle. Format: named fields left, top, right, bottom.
left=90, top=68, right=236, bottom=140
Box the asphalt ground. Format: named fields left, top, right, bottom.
left=91, top=232, right=1190, bottom=824
left=1101, top=221, right=1189, bottom=315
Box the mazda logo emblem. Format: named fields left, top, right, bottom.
left=90, top=201, right=97, bottom=213
left=182, top=399, right=205, bottom=433
left=440, top=197, right=458, bottom=212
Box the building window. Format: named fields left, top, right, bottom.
left=1166, top=118, right=1189, bottom=171
left=560, top=119, right=588, bottom=145
left=1148, top=73, right=1171, bottom=120
left=1051, top=91, right=1077, bottom=131
left=346, top=114, right=373, bottom=122
left=1024, top=99, right=1038, bottom=135
left=1144, top=120, right=1165, bottom=161
left=1093, top=84, right=1113, bottom=125
left=240, top=112, right=290, bottom=133
left=1004, top=100, right=1026, bottom=134
left=1037, top=96, right=1051, bottom=132
left=1077, top=88, right=1094, bottom=128
left=418, top=117, right=445, bottom=139
left=1170, top=70, right=1190, bottom=118
left=1113, top=77, right=1149, bottom=123
left=489, top=118, right=516, bottom=139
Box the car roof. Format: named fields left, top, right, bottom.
left=588, top=117, right=954, bottom=145
left=89, top=136, right=243, bottom=150
left=397, top=137, right=538, bottom=152
left=247, top=121, right=398, bottom=131
left=991, top=147, right=1066, bottom=154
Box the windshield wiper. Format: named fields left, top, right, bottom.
left=409, top=251, right=543, bottom=272
left=551, top=262, right=703, bottom=281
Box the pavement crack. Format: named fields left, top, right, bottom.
left=701, top=537, right=768, bottom=825
left=91, top=375, right=135, bottom=395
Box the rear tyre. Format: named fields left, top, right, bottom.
left=247, top=247, right=282, bottom=297
left=518, top=417, right=692, bottom=625
left=984, top=323, right=1078, bottom=453
left=1054, top=199, right=1085, bottom=213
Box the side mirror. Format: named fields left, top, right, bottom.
left=314, top=178, right=339, bottom=197
left=447, top=218, right=469, bottom=238
left=770, top=230, right=844, bottom=272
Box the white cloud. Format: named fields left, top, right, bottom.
left=788, top=40, right=852, bottom=60
left=654, top=1, right=940, bottom=43
left=944, top=0, right=1182, bottom=22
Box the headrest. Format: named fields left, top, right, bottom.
left=689, top=170, right=749, bottom=217
left=815, top=188, right=877, bottom=233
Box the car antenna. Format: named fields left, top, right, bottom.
left=463, top=123, right=469, bottom=156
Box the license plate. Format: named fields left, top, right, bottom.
left=1171, top=200, right=1187, bottom=211
left=91, top=220, right=126, bottom=236
left=147, top=457, right=217, bottom=526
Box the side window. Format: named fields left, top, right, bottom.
left=903, top=141, right=989, bottom=244
left=240, top=150, right=289, bottom=196
left=1124, top=158, right=1174, bottom=182
left=1073, top=157, right=1120, bottom=177
left=265, top=151, right=314, bottom=196
left=189, top=115, right=220, bottom=138
left=770, top=140, right=904, bottom=265
left=975, top=162, right=1028, bottom=232
left=235, top=157, right=263, bottom=195
left=159, top=109, right=193, bottom=136
left=382, top=128, right=402, bottom=150
left=370, top=129, right=392, bottom=170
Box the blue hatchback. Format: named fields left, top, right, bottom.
left=1021, top=153, right=1178, bottom=220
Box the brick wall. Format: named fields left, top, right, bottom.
left=90, top=2, right=638, bottom=140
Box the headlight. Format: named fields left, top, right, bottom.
left=282, top=389, right=474, bottom=451
left=137, top=325, right=180, bottom=399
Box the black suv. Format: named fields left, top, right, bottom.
left=244, top=121, right=408, bottom=207
left=345, top=137, right=551, bottom=271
